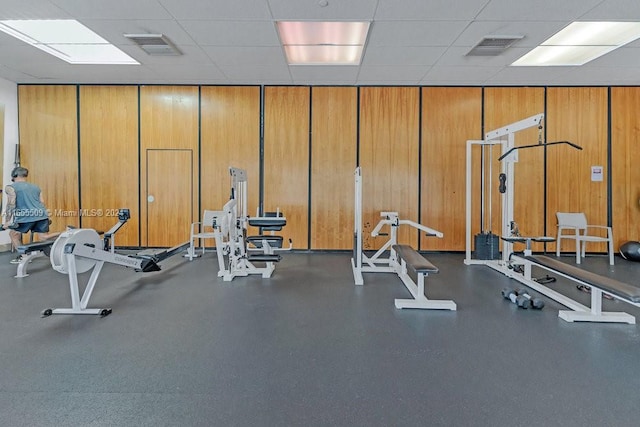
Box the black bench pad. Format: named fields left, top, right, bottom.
left=246, top=235, right=283, bottom=248
left=248, top=219, right=286, bottom=228
left=248, top=254, right=281, bottom=263
left=525, top=255, right=640, bottom=303
left=392, top=244, right=438, bottom=274
left=17, top=239, right=56, bottom=254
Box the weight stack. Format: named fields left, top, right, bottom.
left=474, top=232, right=500, bottom=260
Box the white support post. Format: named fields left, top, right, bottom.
left=393, top=260, right=457, bottom=311
left=352, top=167, right=364, bottom=285
left=45, top=254, right=108, bottom=316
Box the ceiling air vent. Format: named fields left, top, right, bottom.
left=123, top=33, right=181, bottom=56
left=466, top=35, right=524, bottom=56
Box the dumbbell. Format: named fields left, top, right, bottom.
left=501, top=287, right=520, bottom=304
left=501, top=288, right=544, bottom=309
left=515, top=291, right=545, bottom=310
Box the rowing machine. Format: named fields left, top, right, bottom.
left=42, top=222, right=188, bottom=317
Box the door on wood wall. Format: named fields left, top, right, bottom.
left=146, top=149, right=193, bottom=247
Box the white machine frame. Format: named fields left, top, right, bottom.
left=464, top=114, right=635, bottom=324
left=351, top=167, right=455, bottom=310
left=212, top=167, right=291, bottom=282
left=43, top=220, right=188, bottom=317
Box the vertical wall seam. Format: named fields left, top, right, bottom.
left=479, top=87, right=485, bottom=232
left=418, top=87, right=423, bottom=251
left=197, top=86, right=202, bottom=223
left=356, top=87, right=361, bottom=167
left=259, top=85, right=265, bottom=216
left=76, top=85, right=82, bottom=228
left=543, top=87, right=548, bottom=251
left=307, top=87, right=312, bottom=250
left=137, top=85, right=142, bottom=247
left=607, top=87, right=612, bottom=228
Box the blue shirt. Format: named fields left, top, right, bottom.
left=10, top=181, right=49, bottom=223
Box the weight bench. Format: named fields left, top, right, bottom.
left=15, top=239, right=57, bottom=278
left=512, top=254, right=639, bottom=324
left=391, top=244, right=456, bottom=310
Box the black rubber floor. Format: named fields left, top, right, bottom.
left=0, top=250, right=639, bottom=426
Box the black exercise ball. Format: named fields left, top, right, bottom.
left=620, top=241, right=640, bottom=262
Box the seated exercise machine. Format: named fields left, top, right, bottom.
left=351, top=167, right=456, bottom=310
left=13, top=210, right=129, bottom=278
left=210, top=167, right=291, bottom=281
left=465, top=113, right=639, bottom=324
left=42, top=208, right=189, bottom=317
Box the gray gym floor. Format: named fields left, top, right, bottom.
left=1, top=249, right=639, bottom=427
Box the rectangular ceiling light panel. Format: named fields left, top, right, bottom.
left=277, top=21, right=370, bottom=65
left=513, top=21, right=640, bottom=66
left=0, top=19, right=138, bottom=64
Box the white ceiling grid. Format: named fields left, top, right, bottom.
left=0, top=0, right=638, bottom=85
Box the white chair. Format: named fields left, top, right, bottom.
left=186, top=210, right=220, bottom=261
left=555, top=212, right=614, bottom=265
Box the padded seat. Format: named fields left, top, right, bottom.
left=246, top=235, right=283, bottom=248
left=247, top=218, right=286, bottom=228
left=17, top=239, right=56, bottom=254
left=392, top=244, right=439, bottom=274
left=526, top=255, right=640, bottom=303
left=247, top=254, right=281, bottom=263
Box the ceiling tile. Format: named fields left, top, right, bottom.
left=368, top=21, right=469, bottom=47
left=0, top=0, right=70, bottom=19
left=580, top=0, right=640, bottom=20
left=159, top=0, right=273, bottom=20
left=422, top=65, right=500, bottom=84
left=290, top=65, right=358, bottom=84
left=268, top=0, right=378, bottom=20
left=202, top=46, right=286, bottom=66
left=357, top=65, right=429, bottom=82
left=476, top=0, right=602, bottom=21
left=217, top=64, right=292, bottom=84
left=363, top=46, right=446, bottom=66
left=374, top=0, right=487, bottom=20
left=180, top=20, right=279, bottom=46
left=51, top=0, right=173, bottom=20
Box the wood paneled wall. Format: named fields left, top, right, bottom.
left=18, top=85, right=80, bottom=231
left=200, top=86, right=260, bottom=217
left=484, top=87, right=546, bottom=250
left=16, top=84, right=636, bottom=252
left=79, top=86, right=139, bottom=245
left=310, top=87, right=357, bottom=249
left=421, top=87, right=481, bottom=251
left=547, top=87, right=608, bottom=253
left=611, top=87, right=640, bottom=247
left=360, top=87, right=420, bottom=250
left=263, top=86, right=310, bottom=249
left=140, top=86, right=199, bottom=246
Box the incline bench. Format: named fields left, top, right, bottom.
left=512, top=254, right=640, bottom=324
left=391, top=244, right=456, bottom=310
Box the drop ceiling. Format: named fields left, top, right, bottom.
left=0, top=0, right=639, bottom=86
